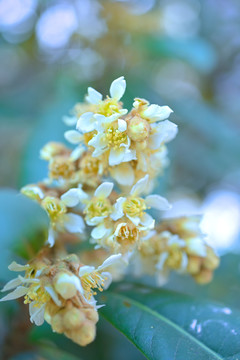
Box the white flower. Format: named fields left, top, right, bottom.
left=0, top=262, right=61, bottom=326
left=148, top=120, right=178, bottom=150
left=86, top=76, right=126, bottom=105
left=88, top=115, right=136, bottom=166
left=43, top=190, right=86, bottom=247
left=133, top=98, right=173, bottom=124
left=78, top=254, right=122, bottom=300
left=142, top=104, right=173, bottom=123
left=82, top=182, right=114, bottom=226
left=111, top=175, right=171, bottom=227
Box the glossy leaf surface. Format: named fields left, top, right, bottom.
left=100, top=285, right=240, bottom=360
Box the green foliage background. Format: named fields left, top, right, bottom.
left=0, top=0, right=240, bottom=359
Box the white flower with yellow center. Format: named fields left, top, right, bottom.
left=78, top=254, right=122, bottom=301
left=84, top=76, right=127, bottom=118
left=64, top=76, right=128, bottom=151
left=132, top=98, right=178, bottom=150
left=88, top=115, right=136, bottom=166
left=42, top=187, right=86, bottom=246
left=111, top=175, right=171, bottom=227
left=0, top=262, right=61, bottom=326
left=81, top=182, right=114, bottom=226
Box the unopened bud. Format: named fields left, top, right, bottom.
left=82, top=308, right=99, bottom=322
left=194, top=269, right=213, bottom=284
left=49, top=156, right=75, bottom=179
left=187, top=256, right=202, bottom=275
left=40, top=142, right=67, bottom=160
left=53, top=272, right=82, bottom=300
left=127, top=116, right=150, bottom=142
left=51, top=311, right=64, bottom=333
left=63, top=308, right=85, bottom=330
left=203, top=247, right=220, bottom=270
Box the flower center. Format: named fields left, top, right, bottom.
left=42, top=197, right=67, bottom=222
left=85, top=198, right=112, bottom=219
left=24, top=285, right=50, bottom=307
left=123, top=197, right=147, bottom=218
left=98, top=98, right=121, bottom=117
left=104, top=125, right=128, bottom=149
left=116, top=224, right=139, bottom=244
left=81, top=272, right=106, bottom=298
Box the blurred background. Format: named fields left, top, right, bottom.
left=0, top=0, right=240, bottom=358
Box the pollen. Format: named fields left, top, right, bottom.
left=98, top=97, right=121, bottom=117
left=116, top=224, right=139, bottom=245
left=123, top=197, right=147, bottom=218
left=104, top=125, right=128, bottom=149
left=24, top=285, right=50, bottom=307
left=84, top=198, right=112, bottom=219
left=42, top=197, right=67, bottom=222
left=49, top=156, right=75, bottom=180
left=81, top=272, right=106, bottom=299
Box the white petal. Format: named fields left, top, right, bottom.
left=109, top=148, right=126, bottom=166
left=98, top=254, right=122, bottom=271
left=180, top=252, right=188, bottom=271
left=44, top=286, right=62, bottom=306
left=118, top=119, right=127, bottom=132
left=114, top=222, right=127, bottom=236
left=64, top=130, right=83, bottom=144
left=111, top=197, right=125, bottom=221
left=86, top=87, right=103, bottom=104
left=70, top=146, right=85, bottom=161
left=86, top=215, right=106, bottom=226
left=143, top=105, right=173, bottom=122
left=156, top=252, right=168, bottom=270
left=140, top=213, right=155, bottom=228
left=94, top=182, right=113, bottom=198
left=77, top=112, right=96, bottom=133
left=121, top=148, right=136, bottom=163
left=21, top=185, right=44, bottom=199
left=91, top=223, right=110, bottom=239
left=1, top=277, right=22, bottom=292
left=130, top=175, right=149, bottom=196
left=8, top=261, right=29, bottom=272
left=29, top=302, right=45, bottom=326
left=64, top=213, right=85, bottom=233
left=101, top=271, right=112, bottom=289
left=126, top=214, right=141, bottom=226
left=148, top=131, right=165, bottom=150
left=0, top=286, right=28, bottom=301
left=155, top=120, right=178, bottom=143
left=110, top=163, right=135, bottom=186
left=46, top=228, right=55, bottom=247
left=79, top=266, right=95, bottom=277
left=187, top=237, right=206, bottom=257
left=109, top=76, right=126, bottom=101
left=61, top=188, right=88, bottom=207
left=62, top=115, right=77, bottom=126
left=145, top=194, right=171, bottom=211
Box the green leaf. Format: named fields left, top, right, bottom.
left=99, top=285, right=240, bottom=360
left=0, top=189, right=49, bottom=280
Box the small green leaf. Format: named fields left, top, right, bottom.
left=99, top=285, right=240, bottom=360
left=0, top=189, right=49, bottom=280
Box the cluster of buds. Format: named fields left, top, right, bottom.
left=1, top=76, right=219, bottom=346
left=1, top=252, right=121, bottom=346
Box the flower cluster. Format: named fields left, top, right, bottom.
left=1, top=76, right=219, bottom=346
